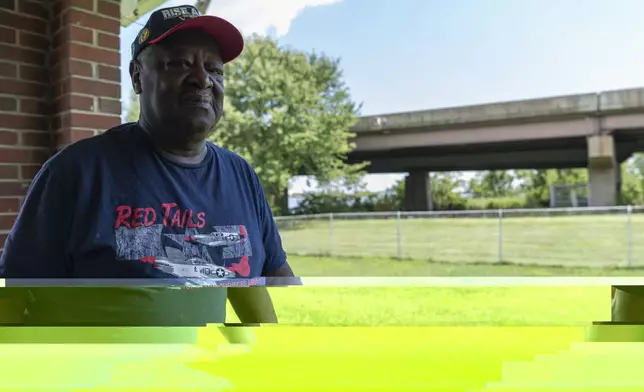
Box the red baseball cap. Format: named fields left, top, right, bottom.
left=131, top=5, right=244, bottom=63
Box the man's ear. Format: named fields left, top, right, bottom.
left=129, top=60, right=142, bottom=94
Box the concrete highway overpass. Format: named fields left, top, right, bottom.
left=347, top=88, right=644, bottom=210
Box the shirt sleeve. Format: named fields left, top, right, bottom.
left=0, top=165, right=72, bottom=280
left=250, top=175, right=287, bottom=275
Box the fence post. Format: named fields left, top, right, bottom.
left=396, top=211, right=402, bottom=260
left=498, top=209, right=503, bottom=264
left=627, top=205, right=633, bottom=268
left=329, top=212, right=334, bottom=257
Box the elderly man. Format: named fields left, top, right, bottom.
left=0, top=5, right=294, bottom=329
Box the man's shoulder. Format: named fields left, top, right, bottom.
left=57, top=123, right=137, bottom=157
left=45, top=123, right=139, bottom=173
left=207, top=143, right=265, bottom=197
left=208, top=142, right=254, bottom=172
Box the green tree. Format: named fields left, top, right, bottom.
left=126, top=89, right=140, bottom=123
left=630, top=153, right=644, bottom=176
left=467, top=170, right=516, bottom=198
left=517, top=168, right=590, bottom=207
left=429, top=172, right=466, bottom=210
left=622, top=154, right=644, bottom=205
left=213, top=35, right=365, bottom=214
left=194, top=0, right=210, bottom=13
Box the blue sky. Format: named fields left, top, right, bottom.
left=119, top=0, right=644, bottom=194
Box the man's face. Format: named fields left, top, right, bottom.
left=132, top=29, right=225, bottom=143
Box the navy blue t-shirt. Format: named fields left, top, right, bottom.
left=0, top=123, right=286, bottom=326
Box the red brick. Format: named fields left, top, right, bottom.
left=53, top=25, right=93, bottom=48
left=56, top=128, right=94, bottom=145
left=53, top=59, right=93, bottom=80
left=56, top=94, right=93, bottom=112
left=49, top=12, right=60, bottom=36
left=64, top=9, right=119, bottom=35
left=19, top=164, right=40, bottom=179
left=51, top=79, right=61, bottom=98
left=97, top=97, right=119, bottom=114
left=0, top=114, right=47, bottom=130
left=0, top=97, right=17, bottom=111
left=0, top=0, right=16, bottom=11
left=18, top=0, right=48, bottom=20
left=0, top=61, right=17, bottom=77
left=62, top=42, right=119, bottom=65
left=97, top=32, right=118, bottom=49
left=0, top=44, right=46, bottom=64
left=71, top=25, right=94, bottom=44
left=97, top=64, right=119, bottom=82
left=19, top=30, right=48, bottom=50
left=0, top=214, right=16, bottom=230
left=0, top=147, right=47, bottom=164
left=0, top=10, right=47, bottom=35
left=51, top=1, right=61, bottom=16
left=69, top=59, right=93, bottom=77
left=22, top=131, right=49, bottom=147
left=0, top=130, right=17, bottom=145
left=0, top=165, right=19, bottom=179
left=69, top=77, right=119, bottom=98
left=53, top=0, right=93, bottom=15
left=49, top=47, right=63, bottom=69
left=97, top=0, right=119, bottom=19
left=53, top=81, right=66, bottom=99
left=0, top=181, right=29, bottom=196
left=51, top=114, right=61, bottom=131
left=0, top=197, right=20, bottom=213
left=19, top=98, right=48, bottom=114
left=0, top=79, right=46, bottom=97
left=62, top=112, right=118, bottom=129
left=19, top=64, right=48, bottom=83
left=54, top=81, right=66, bottom=97
left=0, top=26, right=16, bottom=43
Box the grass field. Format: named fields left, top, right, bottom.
left=228, top=255, right=644, bottom=326
left=278, top=214, right=644, bottom=268
left=2, top=255, right=641, bottom=390
left=286, top=255, right=644, bottom=277
left=2, top=232, right=641, bottom=390
left=226, top=255, right=644, bottom=326
left=219, top=255, right=644, bottom=389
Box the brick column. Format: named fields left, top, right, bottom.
left=51, top=0, right=121, bottom=149
left=0, top=0, right=121, bottom=253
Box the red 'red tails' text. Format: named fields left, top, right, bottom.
left=114, top=203, right=206, bottom=229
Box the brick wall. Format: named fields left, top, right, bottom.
left=0, top=0, right=122, bottom=254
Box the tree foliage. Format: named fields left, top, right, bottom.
left=211, top=35, right=365, bottom=214
left=126, top=89, right=140, bottom=123
left=291, top=160, right=644, bottom=215
left=467, top=171, right=517, bottom=198
left=125, top=33, right=365, bottom=215
left=194, top=0, right=210, bottom=13
left=429, top=173, right=467, bottom=210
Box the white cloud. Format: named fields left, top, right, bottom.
left=159, top=0, right=341, bottom=37
left=204, top=0, right=342, bottom=37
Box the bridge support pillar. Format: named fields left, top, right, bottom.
left=404, top=171, right=432, bottom=211
left=587, top=135, right=620, bottom=207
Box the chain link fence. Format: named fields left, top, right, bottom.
left=275, top=206, right=644, bottom=268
